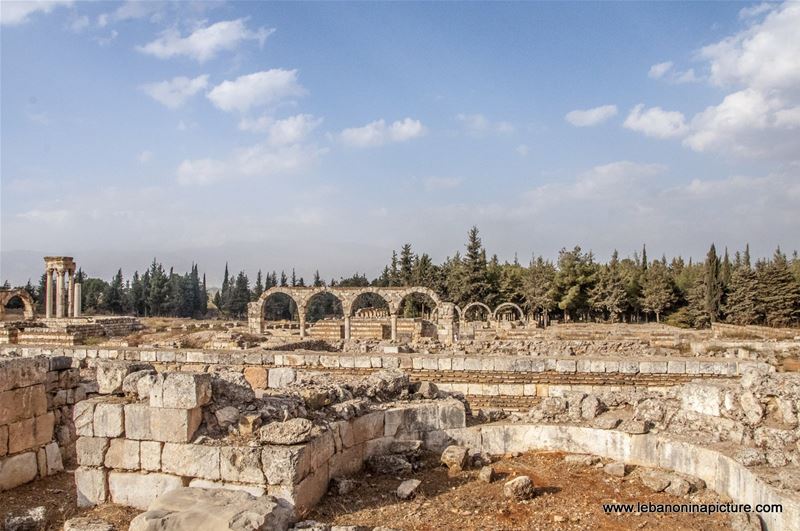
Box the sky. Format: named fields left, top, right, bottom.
left=1, top=1, right=799, bottom=285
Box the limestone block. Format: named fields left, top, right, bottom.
left=220, top=446, right=264, bottom=484
left=292, top=462, right=329, bottom=514
left=161, top=443, right=220, bottom=480
left=93, top=402, right=124, bottom=438
left=328, top=444, right=364, bottom=479
left=124, top=403, right=152, bottom=440
left=63, top=517, right=115, bottom=531
left=0, top=357, right=48, bottom=392
left=0, top=452, right=38, bottom=491
left=187, top=478, right=265, bottom=497
left=351, top=411, right=385, bottom=444
left=149, top=373, right=212, bottom=409
left=128, top=487, right=293, bottom=531
left=267, top=368, right=296, bottom=389
left=141, top=441, right=162, bottom=472
left=556, top=360, right=577, bottom=373
left=149, top=407, right=202, bottom=443
left=108, top=471, right=185, bottom=510
left=96, top=361, right=153, bottom=395
left=681, top=382, right=726, bottom=417
left=104, top=439, right=140, bottom=470
left=8, top=418, right=36, bottom=454
left=243, top=367, right=268, bottom=389
left=439, top=401, right=467, bottom=430
left=76, top=437, right=110, bottom=467
left=34, top=412, right=55, bottom=446
left=75, top=467, right=108, bottom=507
left=0, top=425, right=7, bottom=457
left=0, top=384, right=47, bottom=425
left=262, top=445, right=307, bottom=485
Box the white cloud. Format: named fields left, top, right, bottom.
left=456, top=113, right=514, bottom=135
left=137, top=150, right=153, bottom=164
left=624, top=104, right=688, bottom=138
left=141, top=75, right=209, bottom=109
left=67, top=14, right=89, bottom=32
left=239, top=114, right=322, bottom=145
left=136, top=19, right=273, bottom=62
left=0, top=0, right=72, bottom=25
left=340, top=118, right=426, bottom=148
left=648, top=62, right=673, bottom=79
left=739, top=3, right=776, bottom=19
left=516, top=144, right=530, bottom=157
left=424, top=177, right=462, bottom=191
left=207, top=69, right=305, bottom=113
left=99, top=1, right=165, bottom=27
left=564, top=105, right=618, bottom=127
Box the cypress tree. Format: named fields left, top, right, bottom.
left=252, top=270, right=264, bottom=301
left=724, top=262, right=760, bottom=325
left=703, top=244, right=723, bottom=323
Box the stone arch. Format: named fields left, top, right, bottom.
left=304, top=289, right=345, bottom=322
left=493, top=302, right=525, bottom=321
left=0, top=289, right=35, bottom=320
left=461, top=302, right=492, bottom=321
left=345, top=288, right=392, bottom=317
left=394, top=287, right=441, bottom=319
left=258, top=287, right=303, bottom=321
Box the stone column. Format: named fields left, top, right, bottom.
left=298, top=310, right=306, bottom=340
left=67, top=269, right=75, bottom=318
left=343, top=316, right=351, bottom=340
left=74, top=283, right=82, bottom=317
left=390, top=314, right=398, bottom=342
left=45, top=269, right=54, bottom=319
left=55, top=269, right=65, bottom=318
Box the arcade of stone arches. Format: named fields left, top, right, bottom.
left=247, top=286, right=527, bottom=343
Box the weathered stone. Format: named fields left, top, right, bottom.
left=75, top=467, right=107, bottom=507
left=478, top=465, right=496, bottom=483
left=268, top=368, right=297, bottom=389
left=564, top=454, right=600, bottom=466
left=734, top=447, right=766, bottom=467
left=220, top=446, right=264, bottom=484
left=239, top=414, right=263, bottom=436
left=4, top=506, right=46, bottom=531
left=108, top=471, right=185, bottom=510
left=77, top=437, right=110, bottom=467
left=740, top=392, right=764, bottom=425
left=124, top=403, right=152, bottom=440
left=417, top=381, right=439, bottom=399
left=0, top=452, right=38, bottom=491
left=122, top=369, right=157, bottom=398
left=96, top=361, right=152, bottom=395
left=503, top=475, right=534, bottom=500
left=243, top=367, right=268, bottom=389
left=187, top=478, right=265, bottom=497
left=149, top=407, right=202, bottom=443
left=0, top=425, right=7, bottom=457
left=329, top=476, right=357, bottom=495
left=593, top=416, right=621, bottom=430
left=580, top=395, right=604, bottom=420
left=211, top=372, right=255, bottom=404
left=633, top=399, right=666, bottom=423
left=128, top=487, right=293, bottom=531
left=665, top=477, right=691, bottom=496
left=440, top=445, right=469, bottom=472
left=104, top=438, right=140, bottom=470
left=215, top=406, right=240, bottom=427
left=640, top=470, right=671, bottom=492
left=366, top=455, right=413, bottom=475
left=63, top=517, right=115, bottom=531
left=93, top=403, right=124, bottom=438
left=259, top=418, right=314, bottom=445
left=604, top=462, right=630, bottom=477
left=8, top=418, right=36, bottom=454
left=73, top=399, right=97, bottom=437
left=141, top=441, right=162, bottom=471
left=44, top=442, right=63, bottom=475
left=618, top=419, right=649, bottom=434
left=150, top=373, right=212, bottom=409
left=396, top=478, right=421, bottom=499
left=292, top=521, right=330, bottom=531
left=161, top=443, right=220, bottom=480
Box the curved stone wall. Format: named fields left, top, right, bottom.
left=436, top=423, right=799, bottom=531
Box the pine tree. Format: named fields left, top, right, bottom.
left=291, top=268, right=297, bottom=287
left=703, top=244, right=723, bottom=323
left=724, top=262, right=760, bottom=325
left=462, top=226, right=490, bottom=305
left=759, top=248, right=800, bottom=327
left=313, top=270, right=323, bottom=287
left=554, top=246, right=597, bottom=321
left=399, top=244, right=414, bottom=286
left=524, top=256, right=557, bottom=326
left=103, top=269, right=126, bottom=314
left=389, top=251, right=400, bottom=286
left=252, top=270, right=264, bottom=301
left=230, top=271, right=251, bottom=318
left=280, top=271, right=288, bottom=287
left=147, top=259, right=169, bottom=316
left=641, top=244, right=648, bottom=272
left=641, top=260, right=675, bottom=322
left=589, top=255, right=627, bottom=321
left=129, top=271, right=145, bottom=316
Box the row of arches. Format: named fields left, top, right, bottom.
left=456, top=301, right=526, bottom=322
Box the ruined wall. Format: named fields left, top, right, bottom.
left=0, top=357, right=64, bottom=490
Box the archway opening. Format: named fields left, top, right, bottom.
left=463, top=303, right=491, bottom=322
left=397, top=291, right=439, bottom=341
left=305, top=292, right=344, bottom=323
left=2, top=295, right=28, bottom=321
left=350, top=291, right=391, bottom=340
left=351, top=291, right=390, bottom=317
left=262, top=292, right=299, bottom=328
left=495, top=303, right=525, bottom=322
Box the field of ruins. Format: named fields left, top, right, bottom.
left=1, top=256, right=799, bottom=531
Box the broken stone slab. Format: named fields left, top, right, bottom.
left=214, top=406, right=240, bottom=427
left=478, top=465, right=495, bottom=483
left=211, top=372, right=255, bottom=404
left=396, top=478, right=421, bottom=499
left=503, top=475, right=534, bottom=500
left=603, top=462, right=631, bottom=477
left=129, top=487, right=293, bottom=531
left=96, top=361, right=154, bottom=395
left=150, top=373, right=212, bottom=409
left=592, top=416, right=621, bottom=430
left=618, top=419, right=649, bottom=434
left=122, top=369, right=158, bottom=399
left=564, top=454, right=600, bottom=466
left=734, top=447, right=766, bottom=467
left=440, top=445, right=469, bottom=472
left=366, top=455, right=413, bottom=475
left=63, top=517, right=115, bottom=531
left=259, top=418, right=314, bottom=445
left=665, top=477, right=691, bottom=497
left=268, top=368, right=297, bottom=389
left=639, top=470, right=672, bottom=492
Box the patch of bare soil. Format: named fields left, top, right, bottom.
left=0, top=471, right=139, bottom=530
left=309, top=452, right=733, bottom=531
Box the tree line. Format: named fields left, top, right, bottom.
left=3, top=227, right=799, bottom=328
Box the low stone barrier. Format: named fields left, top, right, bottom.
left=0, top=357, right=64, bottom=490
left=432, top=423, right=799, bottom=531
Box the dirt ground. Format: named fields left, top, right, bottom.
left=309, top=451, right=734, bottom=531
left=0, top=471, right=138, bottom=530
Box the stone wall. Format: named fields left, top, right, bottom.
left=73, top=369, right=466, bottom=517
left=0, top=357, right=64, bottom=490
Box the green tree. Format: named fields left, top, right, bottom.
left=589, top=252, right=627, bottom=321
left=703, top=244, right=723, bottom=323
left=553, top=246, right=597, bottom=321
left=103, top=269, right=126, bottom=314
left=147, top=259, right=169, bottom=316
left=462, top=226, right=490, bottom=305
left=523, top=256, right=557, bottom=326
left=758, top=248, right=800, bottom=327
left=641, top=260, right=675, bottom=322
left=252, top=270, right=264, bottom=301
left=724, top=261, right=760, bottom=325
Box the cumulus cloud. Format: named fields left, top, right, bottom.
left=239, top=114, right=323, bottom=145
left=141, top=75, right=209, bottom=109
left=648, top=62, right=673, bottom=79
left=207, top=69, right=305, bottom=113
left=564, top=105, right=618, bottom=127
left=624, top=104, right=688, bottom=138
left=340, top=118, right=426, bottom=148
left=648, top=61, right=700, bottom=84
left=0, top=0, right=72, bottom=25
left=137, top=19, right=273, bottom=62
left=456, top=113, right=514, bottom=135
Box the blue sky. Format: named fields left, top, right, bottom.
left=1, top=1, right=798, bottom=285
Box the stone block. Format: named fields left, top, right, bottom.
left=187, top=478, right=265, bottom=497
left=439, top=401, right=466, bottom=430
left=351, top=411, right=385, bottom=444
left=149, top=407, right=202, bottom=443
left=73, top=399, right=97, bottom=437
left=141, top=441, right=162, bottom=471
left=243, top=367, right=268, bottom=389
left=108, top=471, right=185, bottom=510
left=220, top=446, right=264, bottom=484
left=0, top=452, right=38, bottom=490
left=96, top=361, right=153, bottom=395
left=0, top=384, right=47, bottom=425
left=77, top=437, right=110, bottom=467
left=556, top=360, right=577, bottom=373
left=161, top=443, right=220, bottom=480
left=328, top=444, right=364, bottom=479
left=93, top=402, right=125, bottom=438
left=149, top=373, right=212, bottom=409
left=267, top=368, right=296, bottom=389
left=262, top=445, right=307, bottom=486
left=0, top=357, right=48, bottom=392
left=43, top=441, right=63, bottom=475
left=8, top=418, right=36, bottom=454
left=124, top=403, right=152, bottom=440
left=0, top=425, right=7, bottom=457
left=75, top=467, right=108, bottom=507
left=292, top=463, right=329, bottom=514
left=104, top=439, right=140, bottom=470
left=34, top=412, right=55, bottom=446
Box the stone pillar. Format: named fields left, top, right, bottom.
left=74, top=283, right=82, bottom=317
left=55, top=269, right=65, bottom=318
left=390, top=314, right=398, bottom=342
left=67, top=269, right=75, bottom=318
left=299, top=314, right=306, bottom=339
left=344, top=316, right=351, bottom=340
left=45, top=269, right=53, bottom=319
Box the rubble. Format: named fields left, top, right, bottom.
left=503, top=475, right=534, bottom=500
left=396, top=478, right=421, bottom=499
